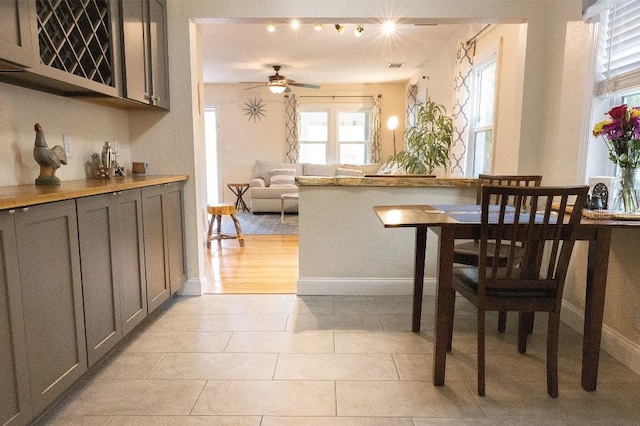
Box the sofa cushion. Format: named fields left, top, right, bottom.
left=304, top=163, right=336, bottom=176
left=270, top=168, right=297, bottom=187
left=336, top=167, right=363, bottom=177
left=253, top=161, right=303, bottom=186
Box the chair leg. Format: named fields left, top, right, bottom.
left=216, top=214, right=222, bottom=238
left=547, top=311, right=560, bottom=398
left=230, top=213, right=245, bottom=247
left=517, top=312, right=534, bottom=354
left=477, top=309, right=486, bottom=397
left=206, top=214, right=214, bottom=249
left=497, top=311, right=507, bottom=333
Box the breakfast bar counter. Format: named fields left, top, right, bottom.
left=296, top=176, right=477, bottom=295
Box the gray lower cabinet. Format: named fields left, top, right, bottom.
left=77, top=189, right=147, bottom=367
left=0, top=212, right=32, bottom=426
left=142, top=182, right=186, bottom=312
left=14, top=200, right=87, bottom=415
left=164, top=182, right=186, bottom=294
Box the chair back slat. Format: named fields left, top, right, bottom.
left=477, top=174, right=543, bottom=208
left=478, top=185, right=589, bottom=305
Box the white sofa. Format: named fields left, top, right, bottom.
left=249, top=160, right=383, bottom=213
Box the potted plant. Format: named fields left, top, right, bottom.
left=385, top=99, right=453, bottom=175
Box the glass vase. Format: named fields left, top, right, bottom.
left=611, top=167, right=640, bottom=213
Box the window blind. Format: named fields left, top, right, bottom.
left=596, top=0, right=640, bottom=95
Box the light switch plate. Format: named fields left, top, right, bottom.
left=63, top=135, right=74, bottom=158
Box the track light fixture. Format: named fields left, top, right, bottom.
left=335, top=24, right=344, bottom=35
left=354, top=24, right=364, bottom=37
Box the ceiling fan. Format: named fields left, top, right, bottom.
left=243, top=65, right=321, bottom=94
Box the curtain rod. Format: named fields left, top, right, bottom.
left=466, top=24, right=491, bottom=46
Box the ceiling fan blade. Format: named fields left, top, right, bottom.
left=242, top=84, right=267, bottom=90
left=288, top=82, right=321, bottom=89
left=284, top=86, right=292, bottom=93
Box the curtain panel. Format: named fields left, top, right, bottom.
left=451, top=40, right=476, bottom=177
left=284, top=94, right=300, bottom=163
left=370, top=94, right=382, bottom=163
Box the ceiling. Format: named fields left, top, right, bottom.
left=197, top=20, right=470, bottom=88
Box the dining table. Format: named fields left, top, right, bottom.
left=374, top=203, right=640, bottom=392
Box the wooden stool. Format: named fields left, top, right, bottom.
left=206, top=204, right=245, bottom=248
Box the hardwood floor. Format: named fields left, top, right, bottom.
left=203, top=234, right=299, bottom=294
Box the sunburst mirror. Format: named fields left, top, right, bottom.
left=243, top=97, right=267, bottom=122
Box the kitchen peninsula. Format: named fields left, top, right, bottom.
left=1, top=175, right=187, bottom=421
left=296, top=175, right=476, bottom=295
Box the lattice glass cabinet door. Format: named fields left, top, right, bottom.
left=36, top=0, right=117, bottom=90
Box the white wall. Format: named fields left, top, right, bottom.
left=0, top=82, right=130, bottom=186
left=204, top=82, right=406, bottom=204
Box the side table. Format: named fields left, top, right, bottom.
left=227, top=182, right=250, bottom=212
left=280, top=192, right=299, bottom=222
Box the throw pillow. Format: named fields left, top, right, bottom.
left=336, top=167, right=363, bottom=177
left=270, top=168, right=297, bottom=187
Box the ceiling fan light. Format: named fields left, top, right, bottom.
left=269, top=85, right=287, bottom=94
left=267, top=23, right=275, bottom=33
left=354, top=24, right=364, bottom=37
left=335, top=24, right=344, bottom=35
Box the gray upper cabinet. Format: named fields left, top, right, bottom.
left=0, top=212, right=32, bottom=426
left=77, top=189, right=147, bottom=367
left=30, top=0, right=122, bottom=96
left=121, top=0, right=170, bottom=109
left=14, top=200, right=87, bottom=415
left=0, top=0, right=34, bottom=69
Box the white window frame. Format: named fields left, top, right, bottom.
left=299, top=102, right=372, bottom=164
left=585, top=0, right=640, bottom=180
left=466, top=54, right=498, bottom=177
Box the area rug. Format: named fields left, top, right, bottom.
left=219, top=212, right=298, bottom=235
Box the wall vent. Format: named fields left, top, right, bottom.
left=386, top=63, right=404, bottom=69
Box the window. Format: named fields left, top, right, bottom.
left=299, top=104, right=371, bottom=164
left=585, top=0, right=640, bottom=179
left=467, top=58, right=497, bottom=177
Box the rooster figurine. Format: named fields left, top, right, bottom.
left=33, top=123, right=67, bottom=185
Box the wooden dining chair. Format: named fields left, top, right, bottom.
left=453, top=174, right=543, bottom=332
left=449, top=184, right=588, bottom=397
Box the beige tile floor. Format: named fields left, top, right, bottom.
left=37, top=294, right=640, bottom=425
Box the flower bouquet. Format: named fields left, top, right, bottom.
left=593, top=104, right=640, bottom=212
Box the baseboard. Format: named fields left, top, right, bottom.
left=561, top=300, right=640, bottom=376
left=296, top=277, right=438, bottom=296
left=177, top=277, right=203, bottom=296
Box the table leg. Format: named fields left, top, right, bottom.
left=582, top=227, right=611, bottom=391
left=412, top=226, right=428, bottom=332
left=433, top=226, right=456, bottom=387
left=238, top=186, right=249, bottom=212
left=281, top=198, right=285, bottom=222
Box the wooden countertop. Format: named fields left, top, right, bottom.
left=296, top=176, right=477, bottom=187
left=0, top=175, right=189, bottom=210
